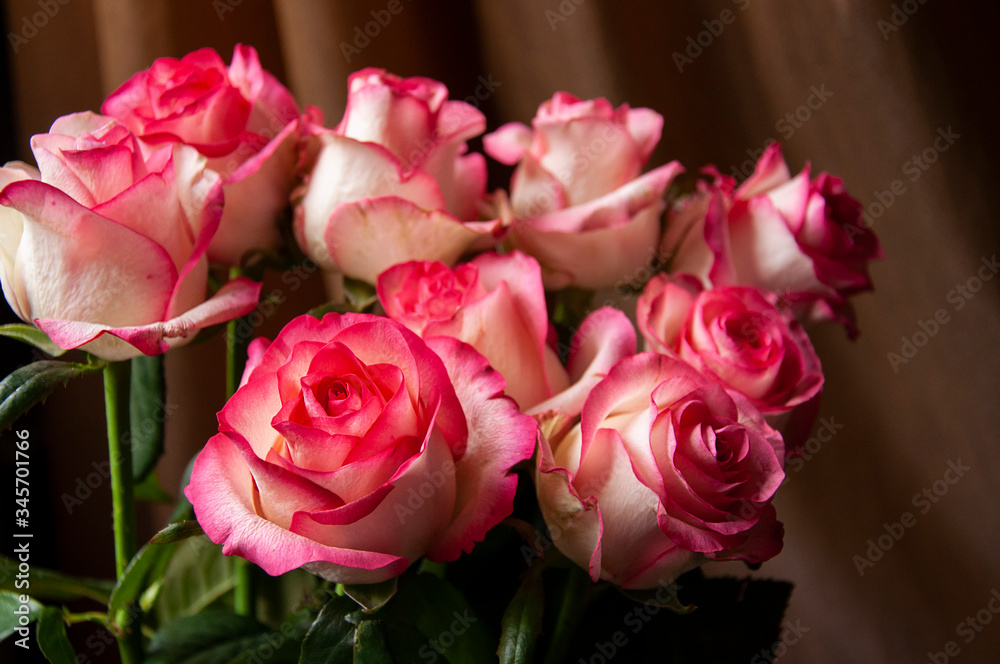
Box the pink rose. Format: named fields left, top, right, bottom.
left=103, top=45, right=306, bottom=265
left=661, top=144, right=882, bottom=336
left=636, top=274, right=823, bottom=421
left=186, top=312, right=537, bottom=585
left=377, top=251, right=570, bottom=409
left=484, top=92, right=682, bottom=289
left=0, top=112, right=260, bottom=360
left=295, top=69, right=497, bottom=284
left=536, top=353, right=785, bottom=589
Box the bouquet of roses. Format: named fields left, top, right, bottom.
left=0, top=45, right=880, bottom=663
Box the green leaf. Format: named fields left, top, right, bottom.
left=0, top=360, right=102, bottom=431
left=0, top=323, right=65, bottom=356
left=108, top=539, right=180, bottom=629
left=342, top=277, right=378, bottom=312
left=155, top=536, right=235, bottom=625
left=354, top=620, right=393, bottom=664
left=36, top=608, right=77, bottom=664
left=343, top=578, right=397, bottom=614
left=381, top=573, right=493, bottom=664
left=151, top=521, right=204, bottom=545
left=0, top=590, right=42, bottom=642
left=0, top=555, right=113, bottom=604
left=130, top=354, right=167, bottom=481
left=148, top=610, right=297, bottom=664
left=498, top=568, right=545, bottom=664
left=298, top=594, right=361, bottom=664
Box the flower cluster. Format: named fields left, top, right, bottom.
left=0, top=47, right=881, bottom=590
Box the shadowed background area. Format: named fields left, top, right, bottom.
left=1, top=0, right=997, bottom=662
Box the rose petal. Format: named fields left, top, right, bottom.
left=424, top=336, right=537, bottom=561
left=186, top=433, right=408, bottom=584
left=36, top=276, right=261, bottom=360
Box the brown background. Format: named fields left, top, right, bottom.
left=1, top=1, right=998, bottom=662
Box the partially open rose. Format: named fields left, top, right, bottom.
left=636, top=274, right=823, bottom=421
left=377, top=251, right=570, bottom=410
left=485, top=93, right=681, bottom=289
left=0, top=112, right=260, bottom=360
left=661, top=145, right=882, bottom=336
left=187, top=313, right=537, bottom=584
left=103, top=45, right=306, bottom=265
left=536, top=353, right=785, bottom=589
left=295, top=69, right=497, bottom=284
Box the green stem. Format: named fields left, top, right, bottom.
left=104, top=361, right=142, bottom=664
left=542, top=565, right=594, bottom=664
left=226, top=267, right=255, bottom=617
left=233, top=557, right=254, bottom=616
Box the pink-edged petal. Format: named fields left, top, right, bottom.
left=483, top=122, right=534, bottom=165
left=323, top=197, right=499, bottom=284
left=186, top=433, right=409, bottom=584
left=222, top=363, right=284, bottom=458
left=227, top=434, right=342, bottom=528
left=619, top=546, right=702, bottom=590
left=295, top=135, right=448, bottom=267
left=424, top=337, right=537, bottom=561
left=624, top=107, right=664, bottom=165
left=165, top=145, right=225, bottom=317
left=534, top=432, right=604, bottom=581
left=735, top=143, right=791, bottom=199
left=709, top=503, right=784, bottom=564
left=0, top=164, right=37, bottom=321
left=508, top=153, right=566, bottom=219
left=528, top=307, right=637, bottom=422
left=537, top=117, right=645, bottom=205
left=764, top=170, right=811, bottom=235
left=423, top=145, right=487, bottom=221
left=208, top=118, right=298, bottom=265
left=574, top=427, right=678, bottom=586
left=468, top=250, right=570, bottom=403
left=727, top=197, right=832, bottom=298
left=36, top=276, right=261, bottom=360
left=337, top=84, right=438, bottom=161
left=2, top=180, right=175, bottom=328
left=636, top=274, right=700, bottom=354
left=290, top=423, right=457, bottom=569
left=228, top=44, right=300, bottom=133
left=48, top=111, right=116, bottom=139
left=514, top=162, right=682, bottom=289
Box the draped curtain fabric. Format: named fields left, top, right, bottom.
left=2, top=1, right=997, bottom=662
